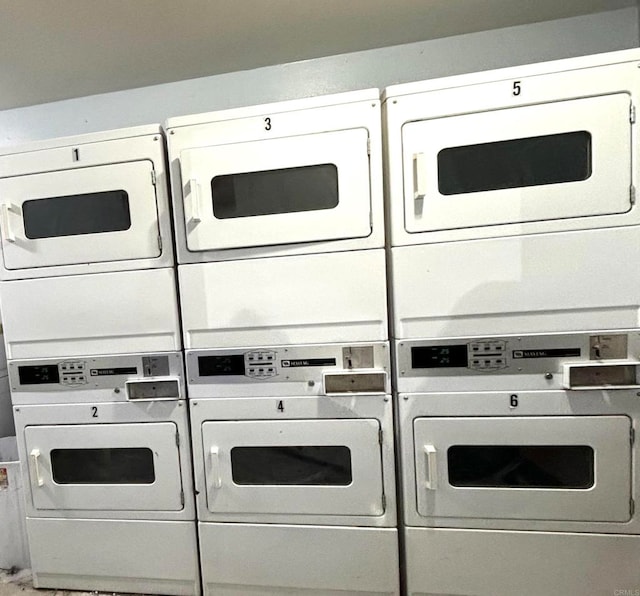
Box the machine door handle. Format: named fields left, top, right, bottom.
left=209, top=446, right=222, bottom=489
left=424, top=444, right=438, bottom=490
left=0, top=203, right=17, bottom=243
left=30, top=448, right=44, bottom=487
left=413, top=153, right=427, bottom=201
left=187, top=179, right=202, bottom=224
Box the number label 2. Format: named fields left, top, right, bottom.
left=91, top=406, right=98, bottom=418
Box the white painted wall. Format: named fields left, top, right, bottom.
left=0, top=7, right=636, bottom=147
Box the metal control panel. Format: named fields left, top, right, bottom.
left=10, top=352, right=183, bottom=393
left=397, top=331, right=640, bottom=393
left=186, top=342, right=390, bottom=397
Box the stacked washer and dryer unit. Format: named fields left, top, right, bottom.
left=385, top=49, right=640, bottom=594
left=0, top=127, right=200, bottom=594
left=166, top=90, right=400, bottom=595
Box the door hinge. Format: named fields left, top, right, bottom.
left=631, top=427, right=635, bottom=446
left=631, top=497, right=635, bottom=517
left=181, top=488, right=185, bottom=508
left=631, top=186, right=636, bottom=206
left=379, top=429, right=383, bottom=445
left=175, top=431, right=180, bottom=447
left=381, top=493, right=386, bottom=510
left=367, top=137, right=371, bottom=156
left=158, top=235, right=163, bottom=252
left=151, top=170, right=157, bottom=185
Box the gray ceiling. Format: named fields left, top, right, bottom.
left=0, top=0, right=634, bottom=110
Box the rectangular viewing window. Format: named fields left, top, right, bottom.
left=23, top=190, right=131, bottom=239
left=51, top=447, right=155, bottom=484
left=438, top=131, right=592, bottom=195
left=211, top=164, right=338, bottom=219
left=231, top=445, right=352, bottom=485
left=447, top=445, right=594, bottom=489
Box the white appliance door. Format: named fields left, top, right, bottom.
left=414, top=416, right=631, bottom=522
left=402, top=94, right=632, bottom=233
left=202, top=419, right=384, bottom=516
left=25, top=422, right=184, bottom=511
left=180, top=128, right=371, bottom=251
left=0, top=160, right=161, bottom=270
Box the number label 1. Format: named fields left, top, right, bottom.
left=264, top=117, right=272, bottom=131
left=512, top=81, right=521, bottom=96
left=509, top=394, right=519, bottom=408
left=277, top=400, right=284, bottom=413
left=91, top=406, right=98, bottom=418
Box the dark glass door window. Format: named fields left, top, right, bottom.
left=51, top=447, right=155, bottom=484
left=447, top=445, right=594, bottom=489
left=23, top=190, right=131, bottom=239
left=211, top=164, right=338, bottom=219
left=438, top=131, right=592, bottom=195
left=231, top=445, right=352, bottom=485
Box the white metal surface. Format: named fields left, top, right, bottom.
left=14, top=400, right=195, bottom=520
left=202, top=419, right=384, bottom=516
left=25, top=422, right=183, bottom=512
left=405, top=527, right=640, bottom=596
left=190, top=395, right=396, bottom=526
left=181, top=128, right=371, bottom=252
left=399, top=390, right=640, bottom=534
left=413, top=416, right=630, bottom=522
left=385, top=49, right=640, bottom=338
left=0, top=125, right=174, bottom=280
left=27, top=517, right=199, bottom=595
left=0, top=268, right=181, bottom=359
left=179, top=249, right=388, bottom=349
left=401, top=94, right=630, bottom=234
left=166, top=89, right=384, bottom=263
left=199, top=522, right=399, bottom=596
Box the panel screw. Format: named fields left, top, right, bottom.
left=193, top=401, right=198, bottom=406
left=384, top=396, right=389, bottom=402
left=308, top=380, right=315, bottom=387
left=544, top=372, right=553, bottom=380
left=403, top=395, right=409, bottom=400
left=114, top=387, right=120, bottom=394
left=14, top=408, right=19, bottom=412
left=170, top=130, right=175, bottom=134
left=153, top=136, right=158, bottom=141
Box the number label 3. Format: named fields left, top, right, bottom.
left=264, top=117, right=272, bottom=131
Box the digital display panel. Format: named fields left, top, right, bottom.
left=411, top=345, right=468, bottom=369
left=18, top=365, right=60, bottom=385
left=198, top=355, right=245, bottom=376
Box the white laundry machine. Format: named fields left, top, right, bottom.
left=188, top=342, right=399, bottom=595
left=11, top=352, right=199, bottom=595
left=0, top=125, right=180, bottom=360
left=165, top=90, right=388, bottom=350
left=396, top=329, right=640, bottom=595
left=384, top=48, right=640, bottom=339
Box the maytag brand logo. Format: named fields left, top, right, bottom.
left=512, top=348, right=580, bottom=359
left=281, top=358, right=336, bottom=368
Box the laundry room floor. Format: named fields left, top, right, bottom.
left=0, top=569, right=151, bottom=596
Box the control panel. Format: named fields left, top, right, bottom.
left=397, top=331, right=640, bottom=379
left=10, top=352, right=182, bottom=393
left=187, top=342, right=390, bottom=393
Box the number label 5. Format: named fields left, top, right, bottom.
left=512, top=81, right=521, bottom=96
